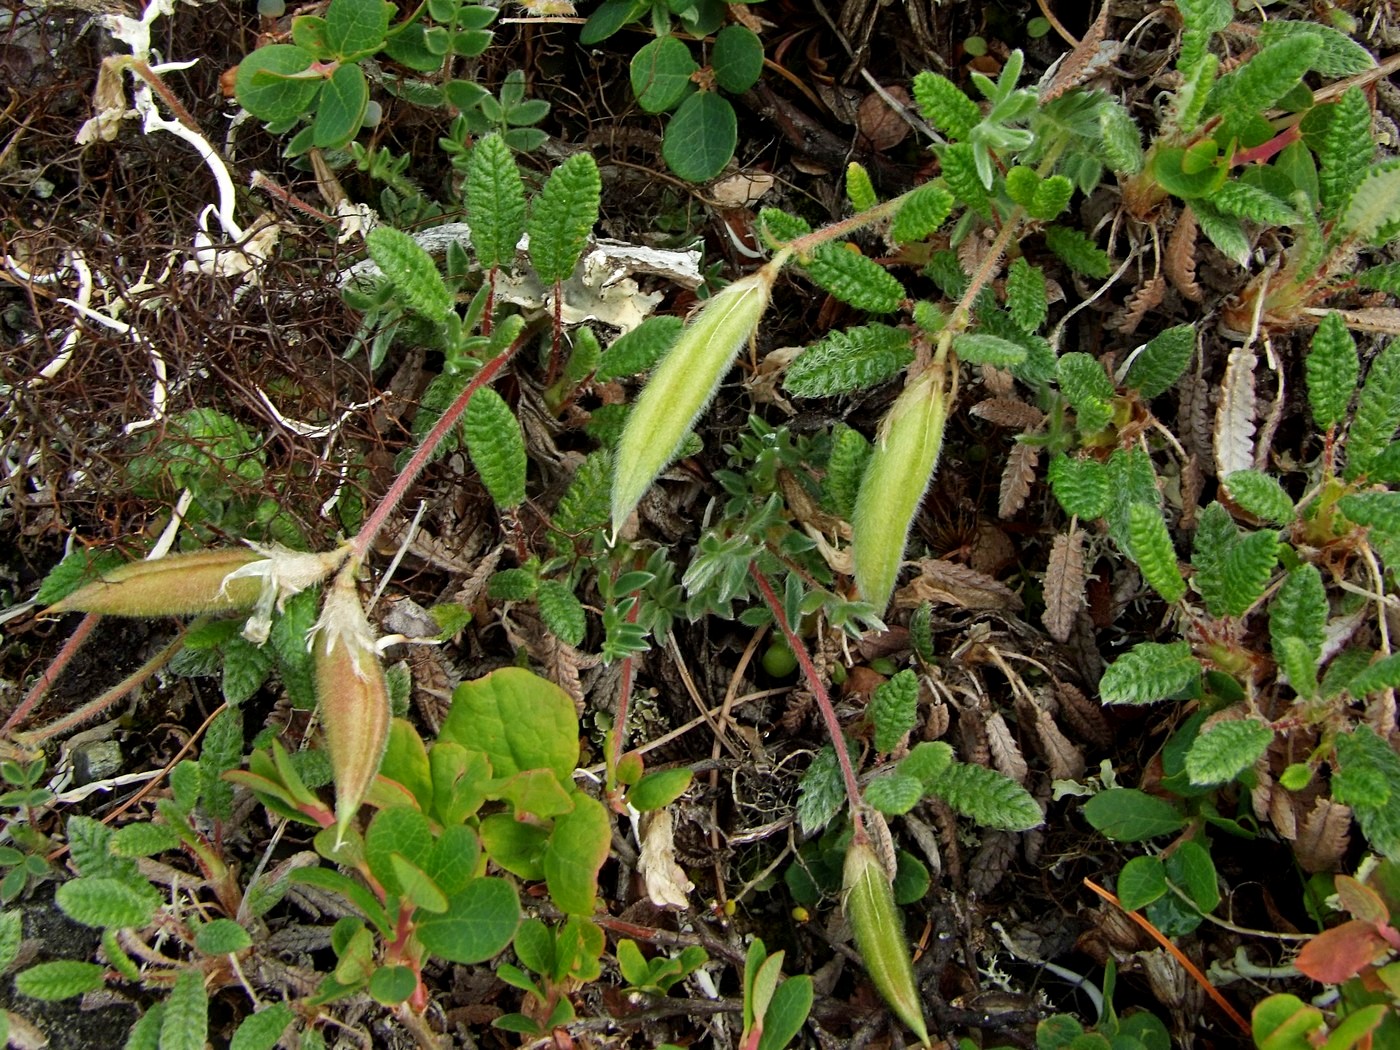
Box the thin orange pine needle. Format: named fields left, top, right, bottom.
left=1084, top=877, right=1251, bottom=1035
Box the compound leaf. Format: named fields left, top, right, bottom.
left=467, top=133, right=527, bottom=270
left=1125, top=324, right=1195, bottom=399
left=1185, top=718, right=1274, bottom=786
left=1127, top=502, right=1185, bottom=603
left=1100, top=641, right=1200, bottom=704
left=365, top=226, right=452, bottom=323
left=927, top=762, right=1042, bottom=830
left=784, top=324, right=913, bottom=397
left=1307, top=310, right=1359, bottom=429
left=463, top=386, right=527, bottom=511
left=528, top=152, right=601, bottom=285
left=804, top=243, right=906, bottom=313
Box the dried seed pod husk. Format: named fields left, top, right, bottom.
left=843, top=837, right=931, bottom=1046
left=610, top=261, right=781, bottom=539
left=313, top=567, right=390, bottom=843
left=45, top=548, right=268, bottom=617
left=853, top=362, right=951, bottom=612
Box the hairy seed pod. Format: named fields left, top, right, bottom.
left=45, top=548, right=268, bottom=617
left=610, top=261, right=781, bottom=540
left=313, top=567, right=390, bottom=843
left=852, top=362, right=950, bottom=612
left=843, top=838, right=931, bottom=1046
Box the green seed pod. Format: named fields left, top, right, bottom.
left=852, top=362, right=950, bottom=612
left=610, top=261, right=781, bottom=539
left=843, top=837, right=931, bottom=1046
left=44, top=548, right=267, bottom=617
left=313, top=567, right=390, bottom=844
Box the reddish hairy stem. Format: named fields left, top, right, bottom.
left=349, top=334, right=526, bottom=562
left=3, top=611, right=100, bottom=733
left=749, top=563, right=864, bottom=835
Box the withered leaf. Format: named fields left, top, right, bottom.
left=1041, top=527, right=1086, bottom=644
left=894, top=559, right=1023, bottom=612
left=998, top=441, right=1039, bottom=519
left=970, top=397, right=1046, bottom=430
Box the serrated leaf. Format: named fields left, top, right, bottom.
left=1057, top=352, right=1115, bottom=433
left=1318, top=87, right=1374, bottom=217
left=927, top=762, right=1042, bottom=830
left=863, top=772, right=925, bottom=815
left=796, top=744, right=847, bottom=834
left=911, top=71, right=980, bottom=139
left=230, top=1004, right=296, bottom=1050
left=195, top=918, right=253, bottom=955
left=846, top=162, right=878, bottom=212
left=869, top=670, right=919, bottom=752
left=528, top=152, right=601, bottom=285
left=1257, top=19, right=1374, bottom=76
left=1340, top=492, right=1400, bottom=554
left=1104, top=448, right=1159, bottom=551
left=890, top=183, right=954, bottom=244
left=954, top=332, right=1027, bottom=368
left=1346, top=339, right=1400, bottom=476
left=824, top=424, right=870, bottom=520
left=55, top=876, right=158, bottom=929
left=783, top=324, right=913, bottom=397
left=466, top=133, right=527, bottom=270
left=463, top=386, right=526, bottom=511
left=1099, top=96, right=1144, bottom=174
left=1224, top=469, right=1294, bottom=524
left=160, top=968, right=209, bottom=1050
left=1212, top=34, right=1320, bottom=134
left=222, top=636, right=272, bottom=706
left=1125, top=324, right=1195, bottom=398
left=1028, top=174, right=1074, bottom=221
left=1192, top=502, right=1235, bottom=616
left=537, top=579, right=586, bottom=646
left=1044, top=225, right=1111, bottom=278
left=804, top=243, right=906, bottom=313
left=1128, top=502, right=1185, bottom=603
left=1005, top=257, right=1047, bottom=333
left=1340, top=158, right=1400, bottom=246
left=1221, top=528, right=1279, bottom=617
left=937, top=143, right=990, bottom=214
left=1186, top=718, right=1274, bottom=785
left=1306, top=311, right=1359, bottom=428
left=35, top=547, right=128, bottom=606
left=1334, top=726, right=1400, bottom=859
left=1210, top=181, right=1297, bottom=225
left=596, top=314, right=683, bottom=381
left=551, top=451, right=612, bottom=543
left=14, top=960, right=106, bottom=1001
left=1046, top=455, right=1110, bottom=520
left=1270, top=564, right=1326, bottom=697
left=365, top=226, right=453, bottom=323
left=662, top=91, right=737, bottom=183
left=1344, top=651, right=1400, bottom=697
left=1100, top=641, right=1201, bottom=704
left=1357, top=263, right=1400, bottom=296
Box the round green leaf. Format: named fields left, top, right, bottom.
left=414, top=876, right=520, bottom=963
left=1116, top=855, right=1168, bottom=911
left=369, top=964, right=418, bottom=1005
left=663, top=92, right=737, bottom=182
left=441, top=668, right=579, bottom=781
left=323, top=0, right=393, bottom=58
left=234, top=45, right=320, bottom=125
left=543, top=793, right=611, bottom=915
left=313, top=62, right=369, bottom=149
left=711, top=25, right=764, bottom=94
left=630, top=35, right=698, bottom=114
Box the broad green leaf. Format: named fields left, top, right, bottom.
left=365, top=226, right=452, bottom=322
left=579, top=0, right=647, bottom=44
left=379, top=718, right=433, bottom=813
left=784, top=324, right=913, bottom=397
left=1082, top=788, right=1187, bottom=841
left=1128, top=502, right=1185, bottom=603
left=14, top=960, right=106, bottom=1000
left=1047, top=455, right=1110, bottom=519
left=323, top=0, right=393, bottom=57
left=1224, top=469, right=1293, bottom=525
left=423, top=824, right=481, bottom=897
left=627, top=768, right=693, bottom=812
left=479, top=813, right=549, bottom=879
left=365, top=806, right=435, bottom=896
left=492, top=768, right=574, bottom=819
left=388, top=854, right=448, bottom=913
left=662, top=91, right=737, bottom=183
left=55, top=877, right=158, bottom=929
left=466, top=133, right=527, bottom=270
left=1185, top=718, right=1274, bottom=785
left=234, top=45, right=319, bottom=125
left=312, top=62, right=368, bottom=149
left=368, top=965, right=417, bottom=1005
left=630, top=35, right=697, bottom=113
left=1125, top=324, right=1195, bottom=399
left=1166, top=839, right=1219, bottom=913
left=543, top=793, right=611, bottom=915
left=414, top=876, right=520, bottom=963
left=160, top=969, right=209, bottom=1050
left=711, top=25, right=764, bottom=94
left=756, top=975, right=814, bottom=1050
left=230, top=1003, right=296, bottom=1050
left=291, top=864, right=393, bottom=936
left=805, top=242, right=906, bottom=313
left=1116, top=855, right=1168, bottom=911
left=528, top=152, right=601, bottom=285
left=870, top=670, right=919, bottom=752
left=441, top=668, right=578, bottom=781
left=1100, top=641, right=1201, bottom=704
left=927, top=762, right=1042, bottom=830
left=1252, top=994, right=1324, bottom=1049
left=463, top=386, right=526, bottom=511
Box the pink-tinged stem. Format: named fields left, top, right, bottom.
left=749, top=563, right=864, bottom=834
left=3, top=611, right=100, bottom=733
left=349, top=334, right=527, bottom=562
left=1232, top=124, right=1300, bottom=167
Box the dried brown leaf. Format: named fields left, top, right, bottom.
left=1041, top=527, right=1086, bottom=644
left=970, top=524, right=1016, bottom=577
left=1110, top=274, right=1166, bottom=336
left=1018, top=695, right=1086, bottom=781
left=999, top=442, right=1039, bottom=519
left=1165, top=206, right=1204, bottom=303
left=970, top=397, right=1046, bottom=430
left=1215, top=343, right=1258, bottom=478
left=967, top=830, right=1017, bottom=896
left=638, top=809, right=694, bottom=909
left=1178, top=368, right=1213, bottom=468
left=980, top=364, right=1016, bottom=397
left=986, top=710, right=1029, bottom=784
left=895, top=559, right=1023, bottom=612
left=1323, top=307, right=1400, bottom=336
left=1295, top=799, right=1352, bottom=874
left=1039, top=4, right=1114, bottom=103
left=1053, top=679, right=1113, bottom=749
left=1179, top=453, right=1205, bottom=530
